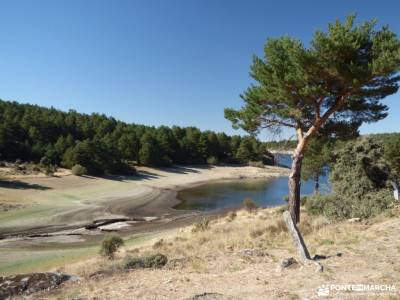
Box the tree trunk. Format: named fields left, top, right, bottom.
left=288, top=151, right=303, bottom=224
left=314, top=174, right=320, bottom=195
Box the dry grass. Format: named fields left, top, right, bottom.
left=40, top=206, right=400, bottom=300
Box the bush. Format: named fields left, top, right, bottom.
left=206, top=156, right=219, bottom=165
left=226, top=211, right=237, bottom=222
left=283, top=195, right=308, bottom=206
left=43, top=165, right=57, bottom=176
left=152, top=239, right=165, bottom=250
left=306, top=189, right=393, bottom=220
left=248, top=161, right=264, bottom=168
left=243, top=197, right=258, bottom=211
left=100, top=234, right=124, bottom=259
left=306, top=138, right=395, bottom=220
left=15, top=164, right=26, bottom=171
left=72, top=164, right=87, bottom=176
left=191, top=218, right=210, bottom=233
left=123, top=253, right=168, bottom=269
left=40, top=156, right=51, bottom=166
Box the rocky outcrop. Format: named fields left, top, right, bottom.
left=0, top=272, right=74, bottom=299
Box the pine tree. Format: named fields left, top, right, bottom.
left=225, top=15, right=400, bottom=223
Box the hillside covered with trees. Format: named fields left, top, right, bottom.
left=0, top=100, right=273, bottom=175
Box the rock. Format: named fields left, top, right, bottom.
left=347, top=217, right=361, bottom=223
left=0, top=272, right=73, bottom=298
left=98, top=221, right=131, bottom=231
left=191, top=292, right=235, bottom=299
left=280, top=257, right=298, bottom=268
left=166, top=257, right=188, bottom=269
left=239, top=248, right=268, bottom=257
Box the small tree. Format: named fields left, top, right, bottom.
left=384, top=134, right=400, bottom=182
left=71, top=164, right=87, bottom=176
left=306, top=138, right=393, bottom=219
left=100, top=234, right=124, bottom=259
left=139, top=133, right=160, bottom=166
left=225, top=15, right=400, bottom=223
left=236, top=138, right=255, bottom=163
left=301, top=137, right=332, bottom=194
left=243, top=197, right=258, bottom=211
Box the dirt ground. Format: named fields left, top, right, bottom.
left=0, top=164, right=289, bottom=275
left=0, top=164, right=289, bottom=234
left=37, top=208, right=400, bottom=300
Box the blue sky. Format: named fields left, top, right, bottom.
left=0, top=1, right=399, bottom=140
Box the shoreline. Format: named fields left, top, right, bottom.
left=0, top=165, right=289, bottom=237
left=0, top=164, right=289, bottom=275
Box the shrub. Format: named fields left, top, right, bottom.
left=152, top=239, right=165, bottom=249
left=43, top=165, right=57, bottom=176
left=191, top=218, right=210, bottom=233
left=306, top=189, right=393, bottom=220
left=248, top=161, right=264, bottom=168
left=123, top=253, right=167, bottom=269
left=283, top=195, right=307, bottom=206
left=243, top=197, right=258, bottom=211
left=249, top=227, right=265, bottom=239
left=15, top=164, right=26, bottom=171
left=206, top=156, right=219, bottom=165
left=40, top=156, right=51, bottom=166
left=99, top=234, right=124, bottom=259
left=72, top=164, right=87, bottom=176
left=226, top=211, right=237, bottom=222
left=330, top=138, right=391, bottom=198
left=306, top=138, right=394, bottom=220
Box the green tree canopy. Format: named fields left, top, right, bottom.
left=225, top=15, right=400, bottom=223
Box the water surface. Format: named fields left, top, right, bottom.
left=176, top=154, right=330, bottom=212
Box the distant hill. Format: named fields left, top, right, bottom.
left=0, top=100, right=272, bottom=175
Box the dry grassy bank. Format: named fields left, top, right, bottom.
left=40, top=206, right=400, bottom=300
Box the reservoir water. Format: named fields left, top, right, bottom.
left=175, top=154, right=330, bottom=211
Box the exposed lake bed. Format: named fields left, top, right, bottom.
left=0, top=155, right=334, bottom=275
left=0, top=164, right=289, bottom=274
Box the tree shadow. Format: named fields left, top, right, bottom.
left=99, top=171, right=162, bottom=182
left=136, top=170, right=162, bottom=180
left=158, top=165, right=214, bottom=174
left=81, top=164, right=216, bottom=182
left=0, top=180, right=52, bottom=190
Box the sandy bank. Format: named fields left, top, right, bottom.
left=0, top=165, right=289, bottom=236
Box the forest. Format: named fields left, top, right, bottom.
left=0, top=100, right=273, bottom=175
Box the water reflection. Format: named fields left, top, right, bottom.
left=176, top=154, right=330, bottom=212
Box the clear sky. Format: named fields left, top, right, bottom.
left=0, top=0, right=399, bottom=140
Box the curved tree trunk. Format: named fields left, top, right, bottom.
left=288, top=153, right=303, bottom=224
left=288, top=134, right=309, bottom=224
